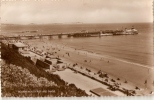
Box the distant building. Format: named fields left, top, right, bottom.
left=55, top=63, right=66, bottom=71
left=45, top=58, right=58, bottom=65
left=8, top=43, right=14, bottom=48
left=12, top=42, right=28, bottom=52
left=36, top=59, right=50, bottom=69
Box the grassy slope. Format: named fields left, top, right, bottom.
left=1, top=43, right=88, bottom=96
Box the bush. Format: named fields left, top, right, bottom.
left=1, top=43, right=88, bottom=97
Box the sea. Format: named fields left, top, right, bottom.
left=2, top=23, right=153, bottom=67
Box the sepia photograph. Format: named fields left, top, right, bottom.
left=0, top=0, right=154, bottom=97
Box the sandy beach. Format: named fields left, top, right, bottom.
left=24, top=39, right=154, bottom=95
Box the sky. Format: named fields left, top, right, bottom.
left=1, top=0, right=153, bottom=24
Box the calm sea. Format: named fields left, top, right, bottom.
left=2, top=23, right=153, bottom=66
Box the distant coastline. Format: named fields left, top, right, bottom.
left=1, top=22, right=153, bottom=26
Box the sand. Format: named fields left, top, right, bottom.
left=24, top=39, right=154, bottom=95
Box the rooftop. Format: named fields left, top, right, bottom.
left=90, top=87, right=117, bottom=96
left=14, top=42, right=28, bottom=48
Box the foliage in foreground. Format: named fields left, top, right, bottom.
left=1, top=43, right=88, bottom=97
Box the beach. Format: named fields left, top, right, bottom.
left=24, top=39, right=154, bottom=94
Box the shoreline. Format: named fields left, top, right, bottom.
left=25, top=39, right=153, bottom=67
left=70, top=46, right=153, bottom=69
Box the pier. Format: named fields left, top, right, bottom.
left=0, top=29, right=138, bottom=40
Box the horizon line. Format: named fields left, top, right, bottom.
left=1, top=22, right=153, bottom=25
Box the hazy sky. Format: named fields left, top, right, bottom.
left=1, top=0, right=153, bottom=24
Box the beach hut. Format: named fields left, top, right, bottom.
left=57, top=63, right=67, bottom=71
left=36, top=59, right=50, bottom=69
left=12, top=42, right=28, bottom=52
left=34, top=49, right=43, bottom=56
left=47, top=65, right=57, bottom=72
left=45, top=58, right=58, bottom=65
left=41, top=51, right=47, bottom=55
left=46, top=55, right=58, bottom=59
left=8, top=43, right=14, bottom=48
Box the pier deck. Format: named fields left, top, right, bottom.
left=0, top=29, right=138, bottom=40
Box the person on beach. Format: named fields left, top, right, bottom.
left=153, top=81, right=154, bottom=86
left=144, top=80, right=147, bottom=89
left=68, top=53, right=70, bottom=57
